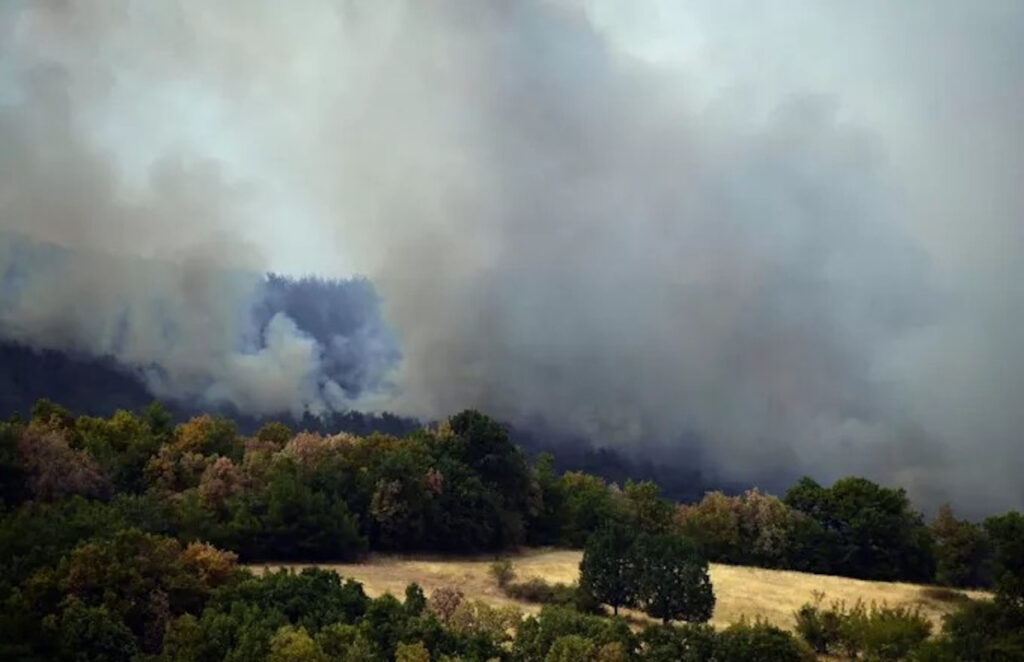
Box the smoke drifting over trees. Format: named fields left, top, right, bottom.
left=1, top=1, right=1022, bottom=513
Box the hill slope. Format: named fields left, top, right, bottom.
left=250, top=548, right=989, bottom=631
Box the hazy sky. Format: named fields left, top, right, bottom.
left=1, top=1, right=1022, bottom=514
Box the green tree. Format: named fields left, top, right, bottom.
left=268, top=625, right=327, bottom=662
left=142, top=401, right=173, bottom=443
left=984, top=511, right=1024, bottom=602
left=255, top=421, right=293, bottom=446
left=620, top=480, right=674, bottom=536
left=579, top=524, right=638, bottom=615
left=232, top=458, right=367, bottom=561
left=559, top=472, right=617, bottom=547
left=396, top=640, right=431, bottom=662
left=784, top=476, right=935, bottom=581
left=447, top=410, right=534, bottom=548
left=405, top=583, right=427, bottom=617
left=931, top=504, right=991, bottom=588
left=933, top=597, right=1024, bottom=660
left=74, top=410, right=161, bottom=493
left=527, top=453, right=565, bottom=545
left=30, top=398, right=74, bottom=429
left=52, top=598, right=139, bottom=662
left=635, top=534, right=715, bottom=624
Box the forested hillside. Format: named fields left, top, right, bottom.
left=1, top=400, right=1022, bottom=660
left=0, top=340, right=720, bottom=504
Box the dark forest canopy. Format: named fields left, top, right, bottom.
left=2, top=397, right=1020, bottom=586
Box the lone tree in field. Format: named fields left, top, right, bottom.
left=635, top=534, right=715, bottom=624
left=579, top=523, right=639, bottom=615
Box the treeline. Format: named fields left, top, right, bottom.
left=2, top=399, right=1023, bottom=589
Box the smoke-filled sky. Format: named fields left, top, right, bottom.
left=1, top=1, right=1022, bottom=514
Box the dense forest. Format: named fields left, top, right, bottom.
left=1, top=399, right=1022, bottom=660
left=0, top=341, right=720, bottom=503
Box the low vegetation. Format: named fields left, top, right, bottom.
left=1, top=398, right=1023, bottom=659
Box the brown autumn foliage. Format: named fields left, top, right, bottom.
left=676, top=488, right=803, bottom=566
left=282, top=431, right=357, bottom=471
left=181, top=541, right=239, bottom=587
left=198, top=456, right=245, bottom=510
left=146, top=445, right=211, bottom=494
left=18, top=425, right=109, bottom=501
left=428, top=585, right=465, bottom=625
left=172, top=415, right=238, bottom=457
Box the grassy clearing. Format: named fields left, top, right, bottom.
left=248, top=548, right=989, bottom=631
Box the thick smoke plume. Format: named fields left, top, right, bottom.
left=1, top=1, right=1022, bottom=514
left=0, top=235, right=400, bottom=415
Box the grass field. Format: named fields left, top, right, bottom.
left=249, top=548, right=988, bottom=631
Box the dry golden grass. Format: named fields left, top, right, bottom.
left=248, top=548, right=989, bottom=631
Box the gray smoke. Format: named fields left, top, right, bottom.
left=0, top=5, right=400, bottom=414
left=1, top=1, right=1022, bottom=514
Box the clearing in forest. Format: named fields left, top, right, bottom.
left=249, top=548, right=989, bottom=631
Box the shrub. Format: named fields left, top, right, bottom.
left=637, top=623, right=717, bottom=662
left=490, top=558, right=516, bottom=587
left=716, top=619, right=815, bottom=662
left=854, top=604, right=931, bottom=661
left=546, top=634, right=595, bottom=661
left=506, top=578, right=570, bottom=604
left=513, top=607, right=636, bottom=661
left=449, top=599, right=522, bottom=641
left=930, top=598, right=1024, bottom=660
left=794, top=595, right=931, bottom=660
left=793, top=592, right=842, bottom=654
left=504, top=577, right=602, bottom=613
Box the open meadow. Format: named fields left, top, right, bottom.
left=249, top=548, right=989, bottom=632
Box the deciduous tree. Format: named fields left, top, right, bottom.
left=635, top=534, right=715, bottom=624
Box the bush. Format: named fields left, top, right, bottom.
left=545, top=634, right=596, bottom=661
left=512, top=607, right=636, bottom=661
left=931, top=598, right=1024, bottom=660
left=637, top=623, right=717, bottom=662
left=794, top=595, right=931, bottom=660
left=490, top=558, right=516, bottom=587
left=793, top=593, right=843, bottom=654
left=716, top=619, right=815, bottom=662
left=851, top=604, right=931, bottom=661
left=504, top=577, right=603, bottom=614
